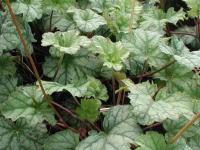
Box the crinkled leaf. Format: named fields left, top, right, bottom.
left=0, top=117, right=47, bottom=150
left=43, top=50, right=102, bottom=84
left=123, top=29, right=168, bottom=67
left=90, top=36, right=129, bottom=71
left=160, top=36, right=200, bottom=69
left=0, top=76, right=17, bottom=103
left=123, top=79, right=194, bottom=125
left=140, top=7, right=185, bottom=34
left=76, top=105, right=142, bottom=150
left=1, top=86, right=56, bottom=125
left=12, top=0, right=43, bottom=22
left=76, top=99, right=101, bottom=122
left=44, top=130, right=79, bottom=150
left=42, top=30, right=91, bottom=55
left=0, top=55, right=16, bottom=76
left=73, top=9, right=106, bottom=32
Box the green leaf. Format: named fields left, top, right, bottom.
left=135, top=132, right=167, bottom=150
left=12, top=0, right=43, bottom=22
left=42, top=11, right=75, bottom=32
left=41, top=78, right=108, bottom=101
left=160, top=36, right=200, bottom=69
left=0, top=55, right=16, bottom=76
left=42, top=30, right=91, bottom=55
left=76, top=99, right=100, bottom=122
left=164, top=117, right=200, bottom=138
left=123, top=29, right=168, bottom=67
left=76, top=105, right=142, bottom=150
left=140, top=7, right=185, bottom=34
left=183, top=0, right=200, bottom=17
left=188, top=135, right=200, bottom=150
left=154, top=63, right=196, bottom=92
left=43, top=0, right=76, bottom=11
left=0, top=117, right=47, bottom=150
left=44, top=130, right=79, bottom=150
left=1, top=86, right=56, bottom=125
left=73, top=9, right=106, bottom=32
left=0, top=12, right=20, bottom=52
left=90, top=36, right=129, bottom=71
left=135, top=131, right=190, bottom=150
left=43, top=50, right=102, bottom=84
left=0, top=76, right=17, bottom=103
left=123, top=79, right=194, bottom=125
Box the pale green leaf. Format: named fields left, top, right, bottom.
left=12, top=0, right=43, bottom=22
left=76, top=105, right=142, bottom=150
left=123, top=79, right=194, bottom=125
left=0, top=117, right=47, bottom=150
left=188, top=135, right=200, bottom=150
left=73, top=9, right=106, bottom=32
left=44, top=130, right=79, bottom=150
left=90, top=36, right=129, bottom=71
left=42, top=30, right=91, bottom=55
left=1, top=86, right=56, bottom=125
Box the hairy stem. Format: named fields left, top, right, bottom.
left=53, top=53, right=64, bottom=80
left=49, top=10, right=53, bottom=31
left=170, top=31, right=197, bottom=38
left=129, top=0, right=136, bottom=32
left=170, top=112, right=200, bottom=144
left=4, top=0, right=70, bottom=131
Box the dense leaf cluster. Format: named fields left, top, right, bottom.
left=1, top=0, right=200, bottom=149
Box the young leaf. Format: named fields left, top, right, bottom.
left=73, top=9, right=106, bottom=32
left=1, top=86, right=56, bottom=125
left=12, top=0, right=43, bottom=22
left=0, top=117, right=47, bottom=150
left=160, top=36, right=200, bottom=70
left=43, top=50, right=102, bottom=84
left=44, top=130, right=79, bottom=150
left=76, top=106, right=142, bottom=150
left=123, top=79, right=194, bottom=125
left=90, top=36, right=129, bottom=71
left=42, top=30, right=91, bottom=55
left=76, top=99, right=100, bottom=122
left=0, top=76, right=17, bottom=103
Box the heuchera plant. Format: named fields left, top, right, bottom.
left=1, top=0, right=200, bottom=149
